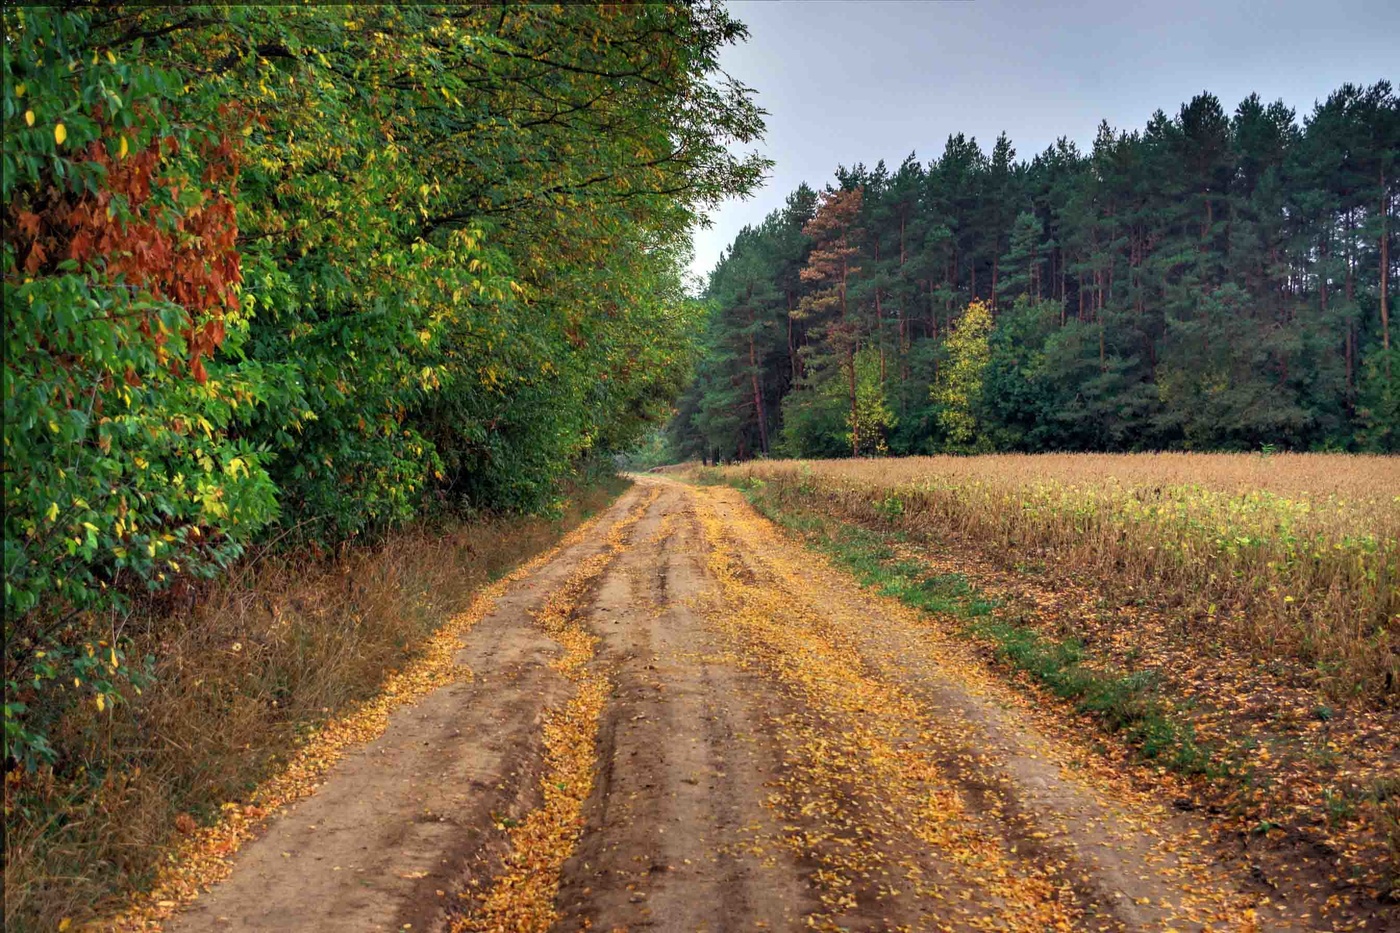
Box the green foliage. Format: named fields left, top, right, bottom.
left=778, top=368, right=850, bottom=458
left=672, top=186, right=814, bottom=462
left=3, top=10, right=288, bottom=766
left=1355, top=349, right=1400, bottom=451
left=619, top=429, right=675, bottom=472
left=671, top=82, right=1399, bottom=459
left=848, top=347, right=896, bottom=454
left=931, top=300, right=993, bottom=450
left=979, top=297, right=1060, bottom=449
left=3, top=4, right=764, bottom=767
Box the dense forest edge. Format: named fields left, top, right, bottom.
left=3, top=5, right=765, bottom=770
left=666, top=81, right=1399, bottom=462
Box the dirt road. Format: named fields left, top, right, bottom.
left=157, top=477, right=1309, bottom=932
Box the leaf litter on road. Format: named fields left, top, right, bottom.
left=100, top=507, right=622, bottom=932
left=452, top=488, right=657, bottom=932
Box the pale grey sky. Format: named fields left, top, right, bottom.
left=691, top=0, right=1399, bottom=284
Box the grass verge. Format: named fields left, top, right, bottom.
left=3, top=477, right=628, bottom=933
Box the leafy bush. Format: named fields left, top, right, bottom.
left=3, top=11, right=287, bottom=765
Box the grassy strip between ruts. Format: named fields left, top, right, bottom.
left=722, top=474, right=1216, bottom=778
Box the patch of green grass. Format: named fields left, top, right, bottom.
left=1323, top=787, right=1358, bottom=827
left=738, top=479, right=1213, bottom=776
left=689, top=466, right=735, bottom=487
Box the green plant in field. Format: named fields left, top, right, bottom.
left=1322, top=787, right=1357, bottom=826
left=875, top=495, right=905, bottom=522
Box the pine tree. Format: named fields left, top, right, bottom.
left=670, top=82, right=1400, bottom=459
left=793, top=187, right=865, bottom=455
left=998, top=212, right=1047, bottom=303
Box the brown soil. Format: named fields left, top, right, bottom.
left=144, top=477, right=1360, bottom=932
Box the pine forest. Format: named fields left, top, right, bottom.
left=671, top=85, right=1399, bottom=460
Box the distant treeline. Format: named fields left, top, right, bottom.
left=670, top=83, right=1399, bottom=461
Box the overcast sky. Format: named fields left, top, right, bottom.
left=690, top=0, right=1399, bottom=284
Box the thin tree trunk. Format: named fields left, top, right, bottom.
left=1347, top=217, right=1355, bottom=305
left=873, top=240, right=886, bottom=381
left=929, top=278, right=938, bottom=338
left=1347, top=214, right=1357, bottom=397
left=1347, top=326, right=1356, bottom=397
left=1032, top=242, right=1041, bottom=301
left=1059, top=246, right=1067, bottom=308
left=875, top=286, right=886, bottom=381
left=841, top=262, right=858, bottom=456
left=1320, top=234, right=1329, bottom=314
left=1382, top=169, right=1391, bottom=360
left=787, top=289, right=800, bottom=382
left=848, top=347, right=859, bottom=456
left=747, top=301, right=769, bottom=455
left=899, top=305, right=909, bottom=382
left=897, top=216, right=909, bottom=376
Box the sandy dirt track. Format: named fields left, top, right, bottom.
left=159, top=476, right=1315, bottom=932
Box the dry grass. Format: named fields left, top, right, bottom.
left=716, top=454, right=1399, bottom=703
left=2, top=480, right=625, bottom=932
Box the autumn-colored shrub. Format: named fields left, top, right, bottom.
left=716, top=454, right=1400, bottom=702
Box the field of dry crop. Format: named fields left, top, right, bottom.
left=701, top=453, right=1400, bottom=915
left=723, top=453, right=1400, bottom=701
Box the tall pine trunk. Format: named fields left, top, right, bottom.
left=840, top=261, right=858, bottom=456
left=1347, top=212, right=1357, bottom=399
left=747, top=300, right=769, bottom=455
left=787, top=289, right=801, bottom=382
left=1382, top=169, right=1391, bottom=362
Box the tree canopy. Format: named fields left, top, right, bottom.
left=2, top=4, right=767, bottom=766
left=671, top=85, right=1399, bottom=461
